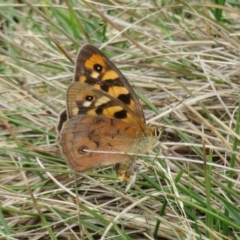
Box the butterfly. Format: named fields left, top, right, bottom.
left=58, top=44, right=158, bottom=182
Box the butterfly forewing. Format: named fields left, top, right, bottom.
left=74, top=44, right=145, bottom=122
left=66, top=82, right=142, bottom=126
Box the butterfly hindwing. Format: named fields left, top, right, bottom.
left=59, top=115, right=146, bottom=174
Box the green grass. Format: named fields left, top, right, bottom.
left=1, top=1, right=240, bottom=239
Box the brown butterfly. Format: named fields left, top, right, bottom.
left=58, top=44, right=158, bottom=182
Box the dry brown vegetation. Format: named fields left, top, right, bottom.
left=0, top=1, right=240, bottom=240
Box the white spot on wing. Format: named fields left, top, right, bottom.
left=95, top=96, right=110, bottom=107
left=83, top=101, right=92, bottom=107
left=91, top=72, right=99, bottom=78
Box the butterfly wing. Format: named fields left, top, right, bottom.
left=66, top=82, right=142, bottom=126
left=74, top=44, right=145, bottom=122
left=57, top=44, right=145, bottom=132
left=59, top=115, right=154, bottom=181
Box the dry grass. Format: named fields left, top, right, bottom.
left=0, top=1, right=240, bottom=240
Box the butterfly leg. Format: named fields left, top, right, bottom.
left=115, top=159, right=135, bottom=182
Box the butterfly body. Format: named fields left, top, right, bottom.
left=58, top=45, right=157, bottom=181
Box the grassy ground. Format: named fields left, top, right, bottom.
left=0, top=1, right=240, bottom=240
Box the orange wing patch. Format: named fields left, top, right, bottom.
left=79, top=75, right=87, bottom=82
left=102, top=70, right=119, bottom=80
left=85, top=54, right=106, bottom=70
left=108, top=86, right=128, bottom=96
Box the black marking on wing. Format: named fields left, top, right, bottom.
left=100, top=79, right=123, bottom=92
left=118, top=93, right=131, bottom=105
left=57, top=110, right=67, bottom=132
left=95, top=107, right=103, bottom=115
left=114, top=110, right=127, bottom=119
left=93, top=63, right=103, bottom=73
